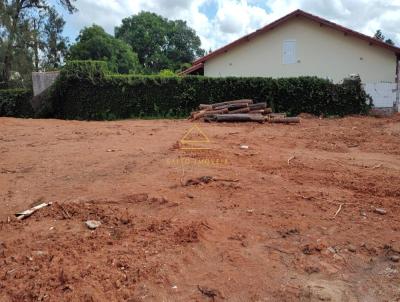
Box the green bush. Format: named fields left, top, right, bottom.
left=60, top=60, right=109, bottom=82
left=158, top=69, right=177, bottom=77
left=0, top=89, right=34, bottom=117
left=52, top=60, right=370, bottom=120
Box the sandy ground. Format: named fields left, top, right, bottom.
left=0, top=115, right=400, bottom=301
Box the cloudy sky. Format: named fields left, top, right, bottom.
left=53, top=0, right=400, bottom=51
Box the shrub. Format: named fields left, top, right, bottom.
left=60, top=60, right=109, bottom=82
left=0, top=89, right=34, bottom=117
left=158, top=69, right=177, bottom=77
left=52, top=60, right=370, bottom=120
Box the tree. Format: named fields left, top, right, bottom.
left=30, top=14, right=46, bottom=72
left=374, top=29, right=385, bottom=41
left=0, top=0, right=76, bottom=85
left=115, top=12, right=205, bottom=73
left=374, top=29, right=396, bottom=46
left=68, top=25, right=141, bottom=74
left=42, top=7, right=68, bottom=69
left=385, top=38, right=394, bottom=46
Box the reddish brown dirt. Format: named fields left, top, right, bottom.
left=0, top=115, right=400, bottom=301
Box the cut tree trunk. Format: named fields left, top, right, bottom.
left=267, top=113, right=286, bottom=118
left=249, top=102, right=267, bottom=110
left=249, top=109, right=265, bottom=114
left=267, top=117, right=300, bottom=124
left=215, top=114, right=265, bottom=123
left=199, top=104, right=213, bottom=110
left=191, top=110, right=207, bottom=121
left=203, top=108, right=229, bottom=116
left=214, top=103, right=250, bottom=111
left=192, top=108, right=229, bottom=120
left=230, top=107, right=250, bottom=114
left=211, top=99, right=253, bottom=108
left=204, top=115, right=217, bottom=122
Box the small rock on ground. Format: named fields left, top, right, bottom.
left=374, top=208, right=387, bottom=215
left=348, top=245, right=357, bottom=253
left=85, top=220, right=101, bottom=230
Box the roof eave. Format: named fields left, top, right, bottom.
left=179, top=63, right=204, bottom=75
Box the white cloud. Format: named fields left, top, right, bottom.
left=265, top=0, right=400, bottom=46
left=62, top=0, right=400, bottom=51
left=212, top=0, right=269, bottom=45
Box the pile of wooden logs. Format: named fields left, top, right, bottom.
left=189, top=99, right=300, bottom=124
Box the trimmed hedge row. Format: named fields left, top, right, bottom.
left=52, top=61, right=370, bottom=120
left=1, top=61, right=370, bottom=120
left=0, top=89, right=34, bottom=117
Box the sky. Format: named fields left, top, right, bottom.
left=52, top=0, right=400, bottom=51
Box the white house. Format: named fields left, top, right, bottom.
left=182, top=10, right=400, bottom=110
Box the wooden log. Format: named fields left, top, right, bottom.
left=204, top=115, right=217, bottom=122
left=214, top=103, right=249, bottom=111
left=249, top=109, right=265, bottom=114
left=228, top=103, right=250, bottom=111
left=211, top=99, right=253, bottom=108
left=230, top=107, right=250, bottom=114
left=249, top=102, right=267, bottom=110
left=192, top=110, right=207, bottom=121
left=249, top=107, right=271, bottom=114
left=267, top=113, right=286, bottom=118
left=192, top=108, right=229, bottom=121
left=199, top=104, right=213, bottom=110
left=190, top=110, right=200, bottom=119
left=215, top=114, right=265, bottom=123
left=203, top=108, right=229, bottom=116
left=213, top=105, right=227, bottom=111
left=267, top=117, right=300, bottom=124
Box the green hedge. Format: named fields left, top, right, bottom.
left=50, top=61, right=370, bottom=120
left=0, top=89, right=34, bottom=117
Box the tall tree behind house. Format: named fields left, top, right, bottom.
left=374, top=29, right=395, bottom=46
left=115, top=11, right=205, bottom=73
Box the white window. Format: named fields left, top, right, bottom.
left=283, top=40, right=296, bottom=64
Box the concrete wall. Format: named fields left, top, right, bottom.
left=204, top=17, right=397, bottom=83
left=32, top=71, right=60, bottom=96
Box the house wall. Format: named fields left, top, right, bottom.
left=204, top=16, right=397, bottom=83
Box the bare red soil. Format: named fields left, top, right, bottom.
left=0, top=115, right=400, bottom=301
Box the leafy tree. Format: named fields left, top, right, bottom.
left=385, top=38, right=394, bottom=46
left=374, top=29, right=385, bottom=41
left=42, top=7, right=68, bottom=69
left=374, top=29, right=396, bottom=46
left=30, top=14, right=46, bottom=72
left=68, top=25, right=141, bottom=74
left=115, top=11, right=205, bottom=73
left=0, top=0, right=75, bottom=85
left=178, top=62, right=191, bottom=73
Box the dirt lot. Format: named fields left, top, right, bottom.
left=0, top=115, right=400, bottom=301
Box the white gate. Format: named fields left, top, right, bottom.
left=364, top=82, right=397, bottom=108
